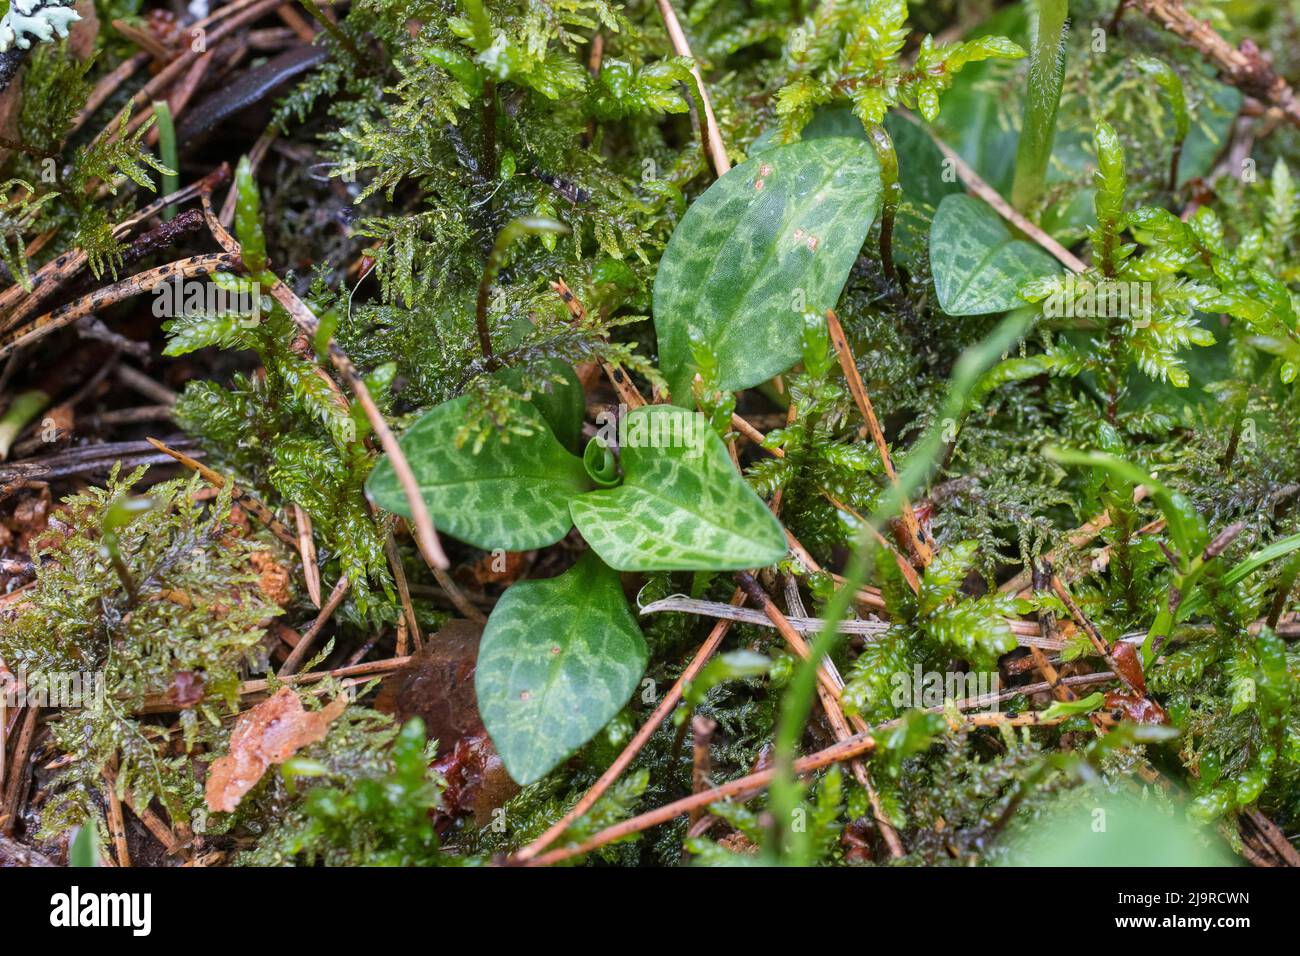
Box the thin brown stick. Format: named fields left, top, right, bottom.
left=737, top=573, right=843, bottom=702
left=70, top=52, right=150, bottom=136
left=148, top=52, right=215, bottom=149
left=276, top=4, right=317, bottom=41
left=825, top=310, right=932, bottom=566
left=906, top=113, right=1088, bottom=273
left=0, top=706, right=37, bottom=835
left=1051, top=576, right=1151, bottom=703
left=513, top=588, right=745, bottom=862
left=146, top=437, right=299, bottom=548
left=293, top=504, right=322, bottom=608
left=80, top=405, right=176, bottom=430
left=431, top=563, right=486, bottom=623
left=90, top=0, right=293, bottom=152
left=524, top=709, right=1075, bottom=866
left=1242, top=809, right=1300, bottom=867
left=730, top=410, right=920, bottom=591
left=552, top=277, right=648, bottom=409
left=220, top=128, right=277, bottom=228
left=1134, top=0, right=1300, bottom=129
left=117, top=365, right=179, bottom=405
left=1000, top=487, right=1154, bottom=595
left=0, top=253, right=240, bottom=361
left=688, top=715, right=716, bottom=829
left=138, top=655, right=411, bottom=714
left=781, top=572, right=904, bottom=856
left=102, top=760, right=132, bottom=867
left=122, top=794, right=184, bottom=856
left=278, top=575, right=351, bottom=676
left=654, top=0, right=729, bottom=177
left=2, top=164, right=224, bottom=325
left=379, top=519, right=423, bottom=650
left=394, top=616, right=409, bottom=658
left=267, top=280, right=451, bottom=571
left=738, top=571, right=905, bottom=856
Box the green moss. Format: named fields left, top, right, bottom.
left=2, top=466, right=285, bottom=835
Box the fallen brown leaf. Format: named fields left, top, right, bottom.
left=375, top=619, right=519, bottom=824
left=1104, top=691, right=1169, bottom=725
left=205, top=688, right=347, bottom=812
left=1109, top=641, right=1147, bottom=695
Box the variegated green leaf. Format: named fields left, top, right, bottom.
left=365, top=395, right=589, bottom=551
left=570, top=405, right=786, bottom=571
left=929, top=193, right=1059, bottom=315
left=653, top=137, right=882, bottom=400
left=496, top=360, right=586, bottom=454
left=476, top=552, right=647, bottom=785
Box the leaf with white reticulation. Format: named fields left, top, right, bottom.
left=365, top=394, right=589, bottom=551
left=570, top=405, right=787, bottom=571
left=929, top=193, right=1060, bottom=315
left=653, top=137, right=882, bottom=401
left=475, top=552, right=647, bottom=785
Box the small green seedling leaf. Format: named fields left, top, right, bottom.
left=69, top=819, right=99, bottom=868
left=570, top=405, right=787, bottom=571
left=1041, top=691, right=1105, bottom=721
left=929, top=193, right=1060, bottom=314
left=582, top=436, right=621, bottom=487
left=476, top=552, right=647, bottom=784
left=234, top=155, right=267, bottom=273
left=654, top=137, right=882, bottom=400
left=101, top=495, right=159, bottom=604
left=365, top=395, right=589, bottom=550
left=1135, top=56, right=1189, bottom=143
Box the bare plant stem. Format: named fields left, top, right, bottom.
left=279, top=576, right=352, bottom=676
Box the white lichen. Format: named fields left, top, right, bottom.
left=0, top=0, right=81, bottom=54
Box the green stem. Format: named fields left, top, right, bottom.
left=100, top=497, right=159, bottom=607
left=476, top=217, right=570, bottom=359
left=1104, top=314, right=1127, bottom=423
left=766, top=310, right=1034, bottom=862
left=1011, top=0, right=1069, bottom=215
left=866, top=124, right=900, bottom=288
left=482, top=77, right=498, bottom=182
left=152, top=101, right=179, bottom=221
left=1168, top=139, right=1184, bottom=194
